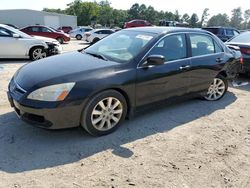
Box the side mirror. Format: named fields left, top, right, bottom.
left=13, top=33, right=20, bottom=38
left=143, top=55, right=165, bottom=67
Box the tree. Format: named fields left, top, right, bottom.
left=207, top=13, right=230, bottom=27
left=98, top=1, right=113, bottom=26
left=244, top=9, right=250, bottom=29
left=199, top=8, right=209, bottom=27
left=181, top=13, right=190, bottom=23
left=128, top=3, right=140, bottom=19
left=174, top=10, right=180, bottom=22
left=230, top=7, right=243, bottom=29
left=43, top=8, right=65, bottom=14
left=189, top=13, right=199, bottom=27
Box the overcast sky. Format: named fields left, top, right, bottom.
left=1, top=0, right=249, bottom=18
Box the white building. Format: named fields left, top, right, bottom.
left=0, top=9, right=77, bottom=29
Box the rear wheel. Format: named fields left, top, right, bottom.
left=76, top=34, right=82, bottom=40
left=203, top=75, right=228, bottom=101
left=30, top=47, right=47, bottom=61
left=81, top=90, right=127, bottom=136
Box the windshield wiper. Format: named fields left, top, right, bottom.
left=85, top=51, right=108, bottom=61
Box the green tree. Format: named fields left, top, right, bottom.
left=230, top=7, right=243, bottom=29
left=207, top=13, right=230, bottom=27
left=181, top=13, right=190, bottom=23
left=43, top=8, right=65, bottom=14
left=189, top=13, right=199, bottom=27
left=199, top=8, right=209, bottom=27
left=98, top=1, right=113, bottom=26
left=128, top=3, right=140, bottom=19
left=243, top=9, right=250, bottom=29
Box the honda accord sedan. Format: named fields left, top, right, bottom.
left=8, top=27, right=241, bottom=136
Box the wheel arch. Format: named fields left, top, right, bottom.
left=217, top=70, right=228, bottom=78
left=82, top=87, right=133, bottom=120
left=28, top=45, right=47, bottom=57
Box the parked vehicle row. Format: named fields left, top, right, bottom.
left=7, top=27, right=242, bottom=136
left=0, top=24, right=62, bottom=60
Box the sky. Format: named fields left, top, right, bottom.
left=1, top=0, right=249, bottom=19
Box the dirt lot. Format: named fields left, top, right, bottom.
left=0, top=41, right=250, bottom=188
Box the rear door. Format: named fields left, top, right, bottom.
left=136, top=33, right=191, bottom=106
left=187, top=33, right=225, bottom=93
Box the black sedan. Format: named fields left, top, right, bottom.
left=8, top=27, right=241, bottom=136
left=226, top=31, right=250, bottom=74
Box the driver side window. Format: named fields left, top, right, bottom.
left=0, top=27, right=12, bottom=37
left=148, top=34, right=187, bottom=62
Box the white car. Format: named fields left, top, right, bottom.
left=84, top=29, right=115, bottom=43
left=0, top=24, right=48, bottom=60
left=69, top=27, right=93, bottom=40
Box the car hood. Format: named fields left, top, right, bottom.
left=33, top=36, right=59, bottom=44
left=14, top=51, right=119, bottom=90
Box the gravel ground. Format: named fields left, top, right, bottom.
left=0, top=41, right=250, bottom=188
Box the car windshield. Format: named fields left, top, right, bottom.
left=229, top=32, right=250, bottom=43
left=49, top=27, right=58, bottom=32
left=84, top=30, right=156, bottom=63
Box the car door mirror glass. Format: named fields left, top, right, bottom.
left=143, top=55, right=165, bottom=67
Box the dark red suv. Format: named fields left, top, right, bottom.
left=58, top=26, right=73, bottom=33
left=124, top=19, right=152, bottom=28
left=21, top=25, right=70, bottom=44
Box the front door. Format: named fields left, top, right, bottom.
left=136, top=33, right=191, bottom=106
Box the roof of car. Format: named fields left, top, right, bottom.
left=203, top=26, right=238, bottom=30
left=124, top=26, right=209, bottom=35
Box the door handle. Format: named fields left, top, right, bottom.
left=216, top=58, right=223, bottom=63
left=179, top=65, right=190, bottom=70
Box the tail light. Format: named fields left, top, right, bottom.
left=240, top=47, right=250, bottom=55
left=240, top=57, right=244, bottom=65
left=85, top=33, right=91, bottom=37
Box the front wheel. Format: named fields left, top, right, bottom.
left=203, top=75, right=228, bottom=101
left=30, top=47, right=47, bottom=61
left=81, top=90, right=127, bottom=136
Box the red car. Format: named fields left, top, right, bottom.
left=57, top=26, right=73, bottom=33
left=20, top=25, right=70, bottom=44
left=124, top=19, right=152, bottom=28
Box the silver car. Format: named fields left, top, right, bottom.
left=69, top=27, right=93, bottom=40
left=0, top=24, right=48, bottom=60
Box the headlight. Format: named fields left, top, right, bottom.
left=27, top=83, right=75, bottom=101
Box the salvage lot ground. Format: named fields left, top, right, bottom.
left=0, top=40, right=250, bottom=188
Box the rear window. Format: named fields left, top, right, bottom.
left=229, top=32, right=250, bottom=43
left=203, top=28, right=219, bottom=35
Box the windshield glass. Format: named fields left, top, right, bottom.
left=84, top=30, right=156, bottom=63
left=229, top=31, right=250, bottom=43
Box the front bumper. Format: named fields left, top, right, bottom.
left=47, top=44, right=62, bottom=56
left=7, top=91, right=82, bottom=130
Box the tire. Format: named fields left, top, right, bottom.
left=29, top=47, right=47, bottom=61
left=81, top=90, right=127, bottom=136
left=76, top=34, right=82, bottom=40
left=92, top=38, right=100, bottom=44
left=56, top=37, right=64, bottom=44
left=203, top=75, right=228, bottom=101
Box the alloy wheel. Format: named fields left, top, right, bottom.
left=204, top=78, right=226, bottom=101
left=32, top=48, right=47, bottom=60
left=91, top=97, right=123, bottom=131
